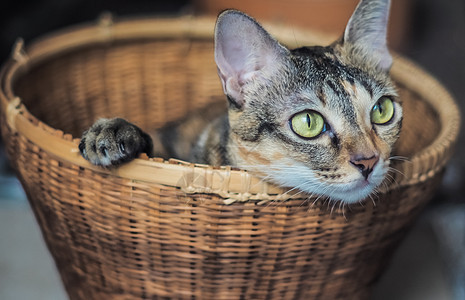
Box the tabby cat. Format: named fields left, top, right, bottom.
left=79, top=0, right=402, bottom=204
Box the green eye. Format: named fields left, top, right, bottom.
left=290, top=110, right=326, bottom=139
left=371, top=97, right=395, bottom=125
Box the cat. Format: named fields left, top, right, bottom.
left=79, top=0, right=402, bottom=204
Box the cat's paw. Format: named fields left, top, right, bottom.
left=79, top=118, right=153, bottom=167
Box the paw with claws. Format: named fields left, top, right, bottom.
left=79, top=118, right=153, bottom=167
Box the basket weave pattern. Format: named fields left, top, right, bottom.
left=0, top=17, right=460, bottom=299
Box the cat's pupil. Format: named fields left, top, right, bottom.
left=306, top=113, right=311, bottom=128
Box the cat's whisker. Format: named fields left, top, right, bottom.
left=388, top=166, right=405, bottom=178
left=310, top=184, right=331, bottom=207
left=303, top=188, right=324, bottom=207
left=380, top=178, right=392, bottom=193
left=336, top=200, right=348, bottom=220
left=299, top=195, right=311, bottom=208
left=328, top=197, right=339, bottom=214
left=371, top=188, right=381, bottom=203
left=389, top=155, right=411, bottom=163
left=291, top=28, right=302, bottom=49
left=330, top=200, right=338, bottom=216
left=330, top=197, right=345, bottom=216
left=384, top=172, right=399, bottom=188
left=275, top=194, right=294, bottom=209
left=282, top=188, right=314, bottom=208
left=318, top=188, right=334, bottom=209
left=301, top=195, right=318, bottom=209
left=303, top=186, right=326, bottom=210
left=289, top=189, right=308, bottom=200
left=305, top=196, right=317, bottom=212
left=264, top=198, right=278, bottom=209
left=269, top=199, right=281, bottom=209
left=311, top=194, right=323, bottom=207
left=341, top=202, right=349, bottom=221
left=386, top=169, right=404, bottom=189
left=278, top=182, right=308, bottom=199
left=368, top=193, right=377, bottom=207
left=346, top=202, right=354, bottom=214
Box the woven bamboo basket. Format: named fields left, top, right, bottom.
left=0, top=15, right=460, bottom=300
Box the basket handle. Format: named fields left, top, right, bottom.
left=11, top=38, right=29, bottom=65
left=3, top=39, right=30, bottom=133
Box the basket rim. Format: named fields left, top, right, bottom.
left=0, top=15, right=461, bottom=203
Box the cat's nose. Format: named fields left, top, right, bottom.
left=350, top=154, right=379, bottom=180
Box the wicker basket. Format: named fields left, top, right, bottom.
left=0, top=15, right=460, bottom=300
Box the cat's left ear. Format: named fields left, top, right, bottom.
left=214, top=10, right=290, bottom=108
left=343, top=0, right=392, bottom=71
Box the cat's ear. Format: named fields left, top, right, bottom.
left=214, top=10, right=289, bottom=108
left=343, top=0, right=392, bottom=71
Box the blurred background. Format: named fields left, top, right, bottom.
left=0, top=0, right=464, bottom=299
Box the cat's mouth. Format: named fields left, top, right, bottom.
left=326, top=169, right=386, bottom=203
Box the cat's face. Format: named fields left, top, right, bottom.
left=215, top=0, right=400, bottom=203
left=228, top=46, right=402, bottom=203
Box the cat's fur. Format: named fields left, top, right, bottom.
left=79, top=0, right=402, bottom=204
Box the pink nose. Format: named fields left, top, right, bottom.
left=350, top=154, right=379, bottom=180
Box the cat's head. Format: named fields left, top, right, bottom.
left=214, top=0, right=402, bottom=204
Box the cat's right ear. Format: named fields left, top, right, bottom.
left=343, top=0, right=392, bottom=71
left=214, top=10, right=289, bottom=109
